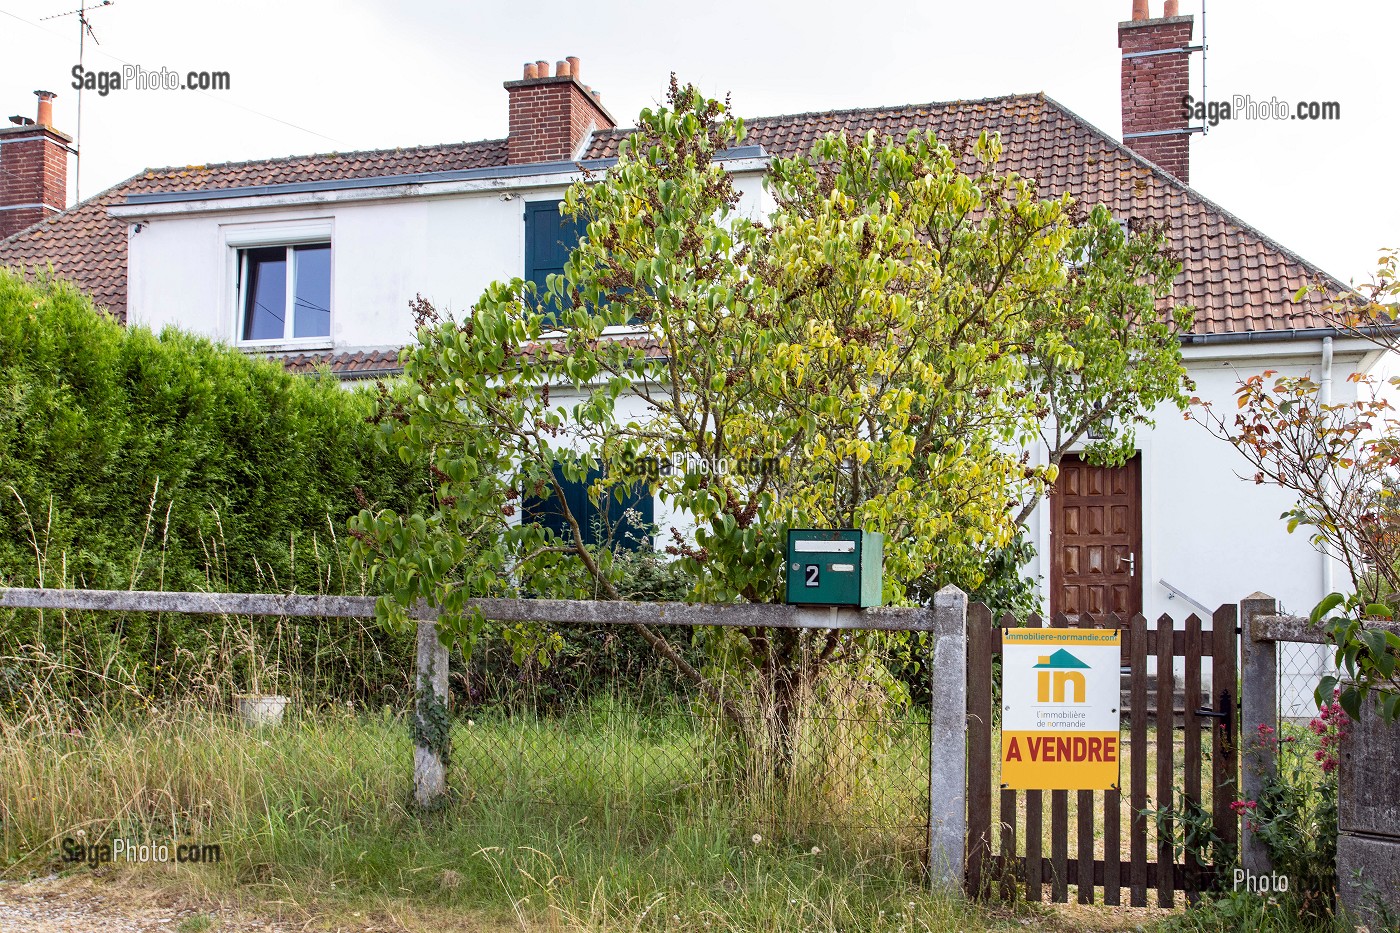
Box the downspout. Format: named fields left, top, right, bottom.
left=1320, top=336, right=1334, bottom=597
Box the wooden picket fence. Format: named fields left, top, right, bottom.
left=965, top=606, right=1239, bottom=907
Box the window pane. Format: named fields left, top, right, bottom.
left=292, top=244, right=331, bottom=339
left=242, top=247, right=287, bottom=341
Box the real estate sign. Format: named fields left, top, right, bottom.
left=1001, top=628, right=1122, bottom=790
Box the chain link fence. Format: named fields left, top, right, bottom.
left=1277, top=639, right=1331, bottom=722
left=0, top=594, right=937, bottom=875
left=447, top=631, right=933, bottom=854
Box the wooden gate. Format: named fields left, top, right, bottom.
left=965, top=606, right=1239, bottom=906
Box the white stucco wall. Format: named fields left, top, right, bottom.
left=1022, top=342, right=1375, bottom=630
left=121, top=167, right=772, bottom=352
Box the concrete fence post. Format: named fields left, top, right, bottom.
left=1239, top=592, right=1278, bottom=875
left=413, top=609, right=450, bottom=808
left=928, top=585, right=968, bottom=890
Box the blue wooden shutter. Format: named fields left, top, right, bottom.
left=524, top=200, right=584, bottom=320
left=521, top=465, right=654, bottom=551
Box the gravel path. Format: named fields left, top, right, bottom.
left=0, top=873, right=506, bottom=933
left=0, top=875, right=299, bottom=932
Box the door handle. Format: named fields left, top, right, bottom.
left=1118, top=553, right=1135, bottom=577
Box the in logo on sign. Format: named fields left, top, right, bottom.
left=1034, top=649, right=1089, bottom=704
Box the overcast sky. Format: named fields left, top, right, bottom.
left=1, top=0, right=1392, bottom=285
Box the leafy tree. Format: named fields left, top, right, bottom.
left=1196, top=250, right=1400, bottom=721
left=352, top=79, right=1190, bottom=758
left=1012, top=211, right=1191, bottom=525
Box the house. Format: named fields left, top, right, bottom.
left=0, top=4, right=1369, bottom=712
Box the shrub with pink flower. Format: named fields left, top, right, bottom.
left=1308, top=689, right=1351, bottom=774
left=1244, top=690, right=1344, bottom=919
left=1229, top=798, right=1261, bottom=832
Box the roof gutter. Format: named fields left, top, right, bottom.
left=1180, top=325, right=1392, bottom=345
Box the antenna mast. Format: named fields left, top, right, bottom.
left=1200, top=0, right=1209, bottom=135
left=40, top=0, right=114, bottom=201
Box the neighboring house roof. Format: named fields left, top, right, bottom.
left=0, top=93, right=1350, bottom=378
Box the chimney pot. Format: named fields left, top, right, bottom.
left=1132, top=0, right=1149, bottom=19
left=1164, top=0, right=1179, bottom=15
left=34, top=90, right=56, bottom=128
left=505, top=57, right=614, bottom=164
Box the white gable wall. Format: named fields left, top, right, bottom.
left=1023, top=343, right=1370, bottom=627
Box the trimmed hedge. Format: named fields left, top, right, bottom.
left=0, top=270, right=421, bottom=701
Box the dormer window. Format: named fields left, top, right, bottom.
left=238, top=243, right=331, bottom=342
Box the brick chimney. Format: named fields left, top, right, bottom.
left=504, top=57, right=615, bottom=164
left=1119, top=2, right=1195, bottom=182
left=0, top=91, right=71, bottom=240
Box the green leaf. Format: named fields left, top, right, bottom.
left=1310, top=592, right=1345, bottom=625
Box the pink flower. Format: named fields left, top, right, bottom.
left=1322, top=758, right=1339, bottom=774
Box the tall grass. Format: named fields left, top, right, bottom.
left=0, top=679, right=1011, bottom=931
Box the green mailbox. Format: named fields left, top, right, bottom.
left=785, top=529, right=884, bottom=608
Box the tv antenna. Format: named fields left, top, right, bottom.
left=1198, top=0, right=1209, bottom=134
left=40, top=0, right=115, bottom=201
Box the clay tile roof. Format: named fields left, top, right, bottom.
left=278, top=348, right=405, bottom=378
left=586, top=93, right=1350, bottom=336
left=0, top=93, right=1350, bottom=344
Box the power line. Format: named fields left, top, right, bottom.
left=0, top=4, right=342, bottom=163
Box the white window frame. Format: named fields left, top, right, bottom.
left=224, top=219, right=334, bottom=350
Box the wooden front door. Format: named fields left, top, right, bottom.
left=1050, top=455, right=1142, bottom=618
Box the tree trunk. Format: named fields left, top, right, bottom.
left=766, top=628, right=805, bottom=783
left=770, top=662, right=802, bottom=783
